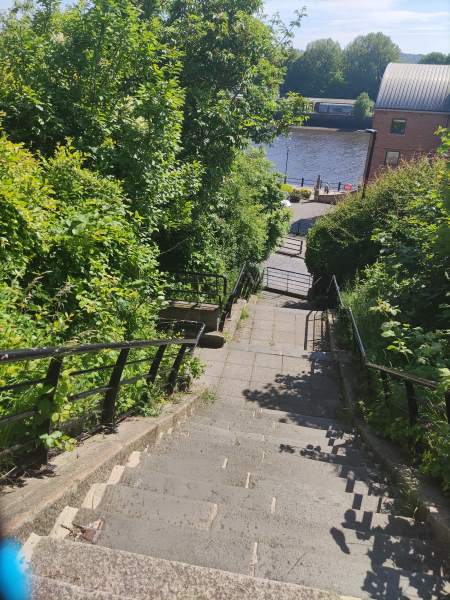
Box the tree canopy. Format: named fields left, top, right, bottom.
left=283, top=32, right=401, bottom=100
left=283, top=39, right=344, bottom=97
left=419, top=52, right=450, bottom=65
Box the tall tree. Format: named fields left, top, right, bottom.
left=419, top=52, right=450, bottom=65
left=283, top=38, right=344, bottom=97
left=344, top=32, right=400, bottom=99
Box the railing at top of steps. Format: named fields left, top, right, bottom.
left=0, top=320, right=205, bottom=477
left=328, top=275, right=449, bottom=455
left=166, top=271, right=228, bottom=309
left=264, top=267, right=312, bottom=297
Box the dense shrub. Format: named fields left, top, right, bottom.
left=289, top=188, right=310, bottom=202
left=308, top=132, right=450, bottom=491
left=305, top=158, right=441, bottom=283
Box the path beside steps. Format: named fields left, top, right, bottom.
left=24, top=204, right=449, bottom=599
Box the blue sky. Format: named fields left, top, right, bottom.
left=264, top=0, right=450, bottom=54
left=0, top=0, right=448, bottom=54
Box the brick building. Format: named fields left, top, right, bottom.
left=368, top=63, right=450, bottom=179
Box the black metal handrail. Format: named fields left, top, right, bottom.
left=165, top=271, right=228, bottom=308
left=0, top=320, right=205, bottom=472
left=328, top=276, right=449, bottom=440
left=219, top=263, right=262, bottom=331
left=264, top=267, right=312, bottom=297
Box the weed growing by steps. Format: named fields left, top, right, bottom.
left=200, top=389, right=217, bottom=404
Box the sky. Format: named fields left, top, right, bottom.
left=0, top=0, right=448, bottom=55
left=264, top=0, right=450, bottom=54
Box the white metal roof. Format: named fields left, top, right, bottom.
left=376, top=63, right=450, bottom=113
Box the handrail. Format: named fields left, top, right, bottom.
left=219, top=263, right=261, bottom=330
left=0, top=320, right=205, bottom=473
left=328, top=275, right=449, bottom=438
left=166, top=271, right=227, bottom=308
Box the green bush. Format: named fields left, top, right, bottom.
left=289, top=187, right=310, bottom=202
left=319, top=131, right=450, bottom=491
left=305, top=158, right=440, bottom=283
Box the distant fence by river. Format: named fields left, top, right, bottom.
left=282, top=176, right=360, bottom=193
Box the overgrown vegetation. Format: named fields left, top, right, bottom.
left=306, top=131, right=450, bottom=491
left=0, top=0, right=306, bottom=459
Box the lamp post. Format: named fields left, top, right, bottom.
left=361, top=128, right=377, bottom=199
left=284, top=144, right=290, bottom=184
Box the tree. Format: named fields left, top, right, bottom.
left=283, top=38, right=345, bottom=97
left=353, top=92, right=374, bottom=118
left=419, top=52, right=450, bottom=65
left=344, top=32, right=400, bottom=99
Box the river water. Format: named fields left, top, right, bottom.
left=265, top=127, right=370, bottom=188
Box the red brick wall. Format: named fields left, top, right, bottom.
left=368, top=109, right=449, bottom=179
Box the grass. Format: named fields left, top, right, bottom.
left=200, top=389, right=217, bottom=404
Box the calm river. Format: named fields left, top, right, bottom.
left=265, top=127, right=370, bottom=188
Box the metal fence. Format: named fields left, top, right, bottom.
left=0, top=320, right=205, bottom=475
left=328, top=276, right=449, bottom=455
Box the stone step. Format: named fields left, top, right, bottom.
left=80, top=483, right=217, bottom=530
left=155, top=426, right=368, bottom=468
left=49, top=505, right=447, bottom=599
left=64, top=507, right=255, bottom=575
left=80, top=470, right=427, bottom=543
left=120, top=465, right=402, bottom=523
left=257, top=540, right=449, bottom=599
left=188, top=416, right=353, bottom=447
left=27, top=536, right=342, bottom=600
left=193, top=408, right=349, bottom=439
left=208, top=509, right=444, bottom=577
left=119, top=468, right=276, bottom=513
left=31, top=575, right=125, bottom=600
left=138, top=438, right=381, bottom=492
left=181, top=420, right=365, bottom=462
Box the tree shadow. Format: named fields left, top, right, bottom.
left=242, top=368, right=449, bottom=598
left=290, top=216, right=319, bottom=236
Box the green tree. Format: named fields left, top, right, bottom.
left=344, top=32, right=400, bottom=98
left=283, top=38, right=345, bottom=97
left=0, top=0, right=199, bottom=232
left=353, top=92, right=374, bottom=118
left=419, top=52, right=450, bottom=65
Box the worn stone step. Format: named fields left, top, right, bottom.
left=195, top=404, right=349, bottom=436
left=140, top=434, right=378, bottom=484
left=65, top=507, right=254, bottom=575
left=31, top=575, right=125, bottom=600
left=257, top=539, right=449, bottom=600
left=80, top=483, right=217, bottom=530
left=119, top=468, right=275, bottom=513
left=208, top=509, right=443, bottom=576
left=132, top=449, right=386, bottom=502
left=181, top=420, right=366, bottom=463
left=187, top=417, right=353, bottom=448
left=155, top=426, right=367, bottom=469
left=27, top=536, right=342, bottom=600
left=47, top=504, right=447, bottom=599
left=120, top=463, right=403, bottom=525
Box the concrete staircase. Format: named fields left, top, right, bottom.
left=23, top=297, right=449, bottom=599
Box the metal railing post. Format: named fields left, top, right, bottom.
left=39, top=357, right=64, bottom=463
left=146, top=346, right=166, bottom=384
left=101, top=349, right=130, bottom=427
left=405, top=381, right=418, bottom=427
left=166, top=345, right=188, bottom=394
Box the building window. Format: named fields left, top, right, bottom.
left=390, top=119, right=406, bottom=134
left=385, top=150, right=400, bottom=167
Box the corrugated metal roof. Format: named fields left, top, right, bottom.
left=375, top=63, right=450, bottom=113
